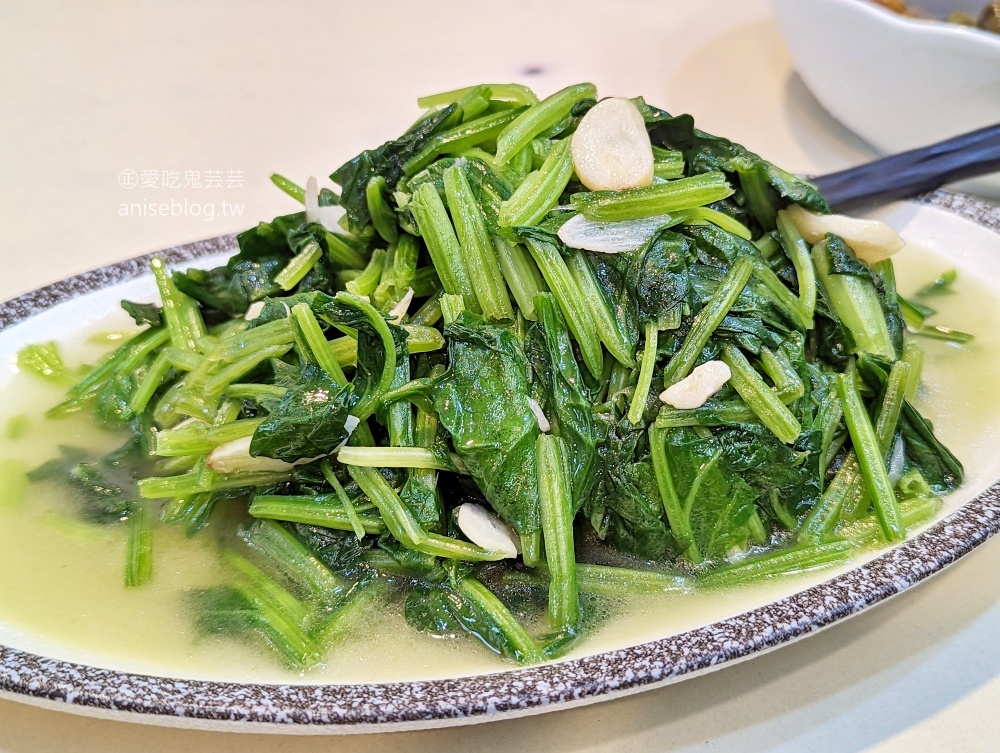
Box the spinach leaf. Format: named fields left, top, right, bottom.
left=822, top=233, right=871, bottom=277
left=405, top=584, right=465, bottom=635
left=640, top=106, right=829, bottom=214
left=403, top=580, right=535, bottom=662
left=399, top=471, right=444, bottom=532
left=588, top=417, right=674, bottom=559
left=625, top=229, right=692, bottom=328
left=317, top=294, right=409, bottom=420
left=585, top=252, right=640, bottom=352
left=683, top=224, right=800, bottom=333
left=173, top=215, right=348, bottom=317
left=247, top=291, right=338, bottom=329
left=173, top=258, right=284, bottom=318
left=120, top=300, right=163, bottom=328
left=899, top=403, right=964, bottom=493
left=173, top=214, right=303, bottom=316
left=94, top=371, right=140, bottom=426
left=28, top=442, right=143, bottom=523
left=292, top=523, right=372, bottom=576
left=716, top=424, right=820, bottom=517
left=527, top=293, right=598, bottom=510
left=380, top=537, right=469, bottom=584
left=331, top=105, right=459, bottom=231
left=250, top=293, right=405, bottom=463
left=249, top=363, right=355, bottom=462
left=434, top=311, right=541, bottom=536
left=813, top=234, right=903, bottom=360
left=189, top=584, right=318, bottom=670
left=853, top=354, right=961, bottom=492
left=659, top=427, right=757, bottom=561
left=715, top=316, right=785, bottom=354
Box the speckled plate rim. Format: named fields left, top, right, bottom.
left=1, top=190, right=999, bottom=734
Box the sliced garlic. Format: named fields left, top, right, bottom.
left=388, top=287, right=414, bottom=324
left=304, top=176, right=346, bottom=232
left=784, top=204, right=904, bottom=264
left=455, top=503, right=520, bottom=558
left=571, top=97, right=654, bottom=192
left=557, top=212, right=672, bottom=254
left=888, top=436, right=906, bottom=486
left=205, top=436, right=297, bottom=474
left=660, top=360, right=732, bottom=410
left=527, top=397, right=551, bottom=432
left=244, top=300, right=266, bottom=321
left=329, top=415, right=363, bottom=453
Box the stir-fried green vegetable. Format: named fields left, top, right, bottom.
left=20, top=82, right=968, bottom=670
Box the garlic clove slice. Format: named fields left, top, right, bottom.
left=784, top=204, right=904, bottom=264
left=557, top=212, right=672, bottom=254
left=660, top=360, right=732, bottom=410
left=455, top=503, right=520, bottom=559
left=244, top=300, right=266, bottom=321
left=571, top=97, right=654, bottom=192
left=206, top=436, right=297, bottom=474
left=527, top=397, right=550, bottom=432
left=304, top=176, right=346, bottom=232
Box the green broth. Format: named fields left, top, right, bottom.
left=1, top=244, right=999, bottom=684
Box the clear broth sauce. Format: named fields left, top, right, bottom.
left=1, top=245, right=999, bottom=684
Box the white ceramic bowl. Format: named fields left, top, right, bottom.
left=772, top=0, right=1000, bottom=199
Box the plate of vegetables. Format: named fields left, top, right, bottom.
left=1, top=82, right=999, bottom=732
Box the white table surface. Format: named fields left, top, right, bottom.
left=2, top=1, right=999, bottom=750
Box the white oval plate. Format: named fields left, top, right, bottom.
left=1, top=191, right=999, bottom=733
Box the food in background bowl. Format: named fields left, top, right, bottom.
left=873, top=0, right=1000, bottom=33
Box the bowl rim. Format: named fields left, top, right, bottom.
left=1, top=189, right=1000, bottom=733
left=831, top=0, right=1000, bottom=50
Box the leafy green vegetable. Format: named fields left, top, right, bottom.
left=899, top=402, right=964, bottom=493
left=17, top=342, right=79, bottom=387
left=248, top=363, right=354, bottom=462
left=191, top=584, right=321, bottom=669
left=589, top=418, right=674, bottom=559
left=536, top=433, right=579, bottom=631
left=651, top=427, right=757, bottom=562
left=641, top=105, right=829, bottom=216
left=405, top=578, right=543, bottom=662
left=174, top=215, right=355, bottom=317
left=332, top=105, right=458, bottom=230
left=121, top=300, right=163, bottom=328
left=434, top=311, right=541, bottom=536
left=125, top=501, right=153, bottom=586
left=28, top=443, right=142, bottom=523
left=916, top=268, right=957, bottom=298
left=27, top=81, right=967, bottom=671
left=571, top=173, right=734, bottom=222
left=527, top=293, right=598, bottom=509
left=494, top=83, right=595, bottom=164
left=812, top=234, right=897, bottom=360
left=518, top=228, right=604, bottom=379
